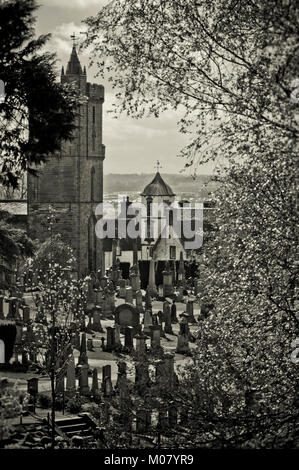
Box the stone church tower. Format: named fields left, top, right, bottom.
left=27, top=45, right=105, bottom=276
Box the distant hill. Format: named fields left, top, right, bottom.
left=104, top=173, right=219, bottom=200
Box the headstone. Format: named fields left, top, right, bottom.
left=143, top=310, right=153, bottom=334
left=162, top=263, right=173, bottom=297
left=78, top=333, right=88, bottom=365
left=176, top=334, right=189, bottom=354
left=147, top=259, right=157, bottom=297
left=106, top=326, right=115, bottom=352
left=93, top=306, right=104, bottom=332
left=103, top=376, right=113, bottom=397
left=78, top=364, right=90, bottom=395
left=124, top=326, right=134, bottom=350
left=125, top=287, right=134, bottom=304
left=114, top=324, right=121, bottom=346
left=145, top=288, right=152, bottom=311
left=115, top=303, right=140, bottom=334
left=149, top=325, right=161, bottom=349
left=134, top=333, right=148, bottom=356
left=135, top=290, right=144, bottom=313
left=56, top=374, right=64, bottom=394
left=87, top=338, right=94, bottom=351
left=101, top=365, right=111, bottom=391
left=119, top=279, right=127, bottom=298
left=186, top=300, right=196, bottom=323
left=91, top=368, right=99, bottom=396
left=171, top=302, right=178, bottom=323
left=164, top=307, right=173, bottom=335
left=66, top=354, right=76, bottom=396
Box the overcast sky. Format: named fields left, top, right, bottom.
left=35, top=0, right=214, bottom=175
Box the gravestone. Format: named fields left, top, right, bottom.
left=93, top=306, right=104, bottom=332
left=134, top=333, right=148, bottom=356
left=103, top=376, right=113, bottom=397
left=186, top=300, right=196, bottom=323
left=164, top=308, right=173, bottom=335
left=149, top=325, right=161, bottom=349
left=78, top=333, right=88, bottom=365
left=91, top=368, right=99, bottom=397
left=66, top=354, right=76, bottom=397
left=143, top=310, right=153, bottom=335
left=101, top=365, right=111, bottom=391
left=115, top=303, right=140, bottom=334
left=135, top=290, right=144, bottom=313
left=119, top=279, right=127, bottom=298
left=114, top=324, right=121, bottom=346
left=171, top=302, right=178, bottom=323
left=78, top=364, right=90, bottom=396
left=106, top=327, right=115, bottom=352
left=125, top=287, right=134, bottom=304
left=124, top=326, right=134, bottom=350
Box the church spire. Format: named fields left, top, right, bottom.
left=66, top=33, right=83, bottom=75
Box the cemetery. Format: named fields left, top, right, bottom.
left=0, top=252, right=206, bottom=449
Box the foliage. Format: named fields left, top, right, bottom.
left=0, top=217, right=35, bottom=263
left=0, top=0, right=81, bottom=188
left=84, top=0, right=299, bottom=448
left=0, top=382, right=28, bottom=443
left=83, top=0, right=298, bottom=169
left=66, top=395, right=83, bottom=414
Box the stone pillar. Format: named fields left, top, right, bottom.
left=143, top=310, right=153, bottom=334
left=135, top=290, right=144, bottom=313
left=106, top=326, right=115, bottom=352
left=78, top=333, right=88, bottom=365
left=162, top=263, right=173, bottom=297
left=124, top=326, right=134, bottom=350
left=66, top=354, right=76, bottom=397
left=91, top=368, right=99, bottom=397
left=101, top=364, right=111, bottom=391
left=171, top=302, right=178, bottom=323
left=78, top=364, right=90, bottom=396
left=186, top=300, right=196, bottom=323
left=164, top=307, right=173, bottom=335
left=114, top=323, right=121, bottom=346
left=177, top=251, right=185, bottom=285
left=125, top=287, right=134, bottom=304
left=147, top=259, right=157, bottom=297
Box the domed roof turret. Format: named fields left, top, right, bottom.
left=141, top=172, right=175, bottom=197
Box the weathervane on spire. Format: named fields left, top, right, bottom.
left=70, top=33, right=78, bottom=48
left=155, top=160, right=162, bottom=172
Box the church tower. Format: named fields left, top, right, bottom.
left=27, top=43, right=105, bottom=276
